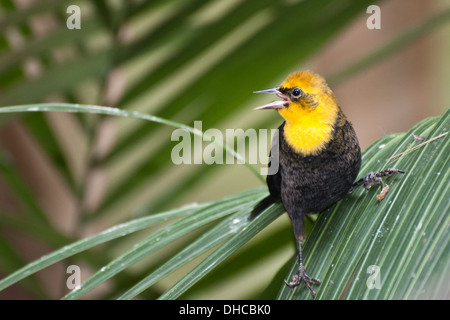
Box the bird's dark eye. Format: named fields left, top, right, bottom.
left=292, top=88, right=302, bottom=97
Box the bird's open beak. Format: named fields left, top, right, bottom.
left=253, top=87, right=290, bottom=110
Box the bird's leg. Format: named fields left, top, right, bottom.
left=284, top=240, right=321, bottom=298
left=348, top=168, right=405, bottom=194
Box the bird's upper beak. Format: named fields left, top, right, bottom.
left=253, top=87, right=290, bottom=110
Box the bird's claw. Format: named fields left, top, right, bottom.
left=284, top=264, right=321, bottom=298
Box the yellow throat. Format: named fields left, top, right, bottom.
left=278, top=71, right=340, bottom=156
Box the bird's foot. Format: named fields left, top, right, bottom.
left=348, top=168, right=405, bottom=196
left=284, top=263, right=321, bottom=298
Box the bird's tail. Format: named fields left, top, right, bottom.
left=250, top=194, right=281, bottom=219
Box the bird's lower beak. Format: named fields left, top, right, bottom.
left=253, top=87, right=290, bottom=110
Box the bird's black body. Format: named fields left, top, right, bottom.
left=267, top=108, right=361, bottom=241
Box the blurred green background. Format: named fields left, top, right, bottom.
left=0, top=0, right=449, bottom=299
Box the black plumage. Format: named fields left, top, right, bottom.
left=268, top=108, right=361, bottom=242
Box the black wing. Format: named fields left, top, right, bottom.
left=266, top=124, right=282, bottom=198
left=250, top=124, right=282, bottom=219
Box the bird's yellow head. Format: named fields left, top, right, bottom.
left=254, top=70, right=341, bottom=156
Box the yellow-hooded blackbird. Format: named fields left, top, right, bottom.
left=254, top=70, right=404, bottom=297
